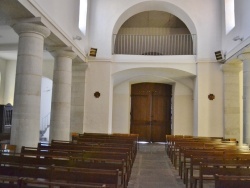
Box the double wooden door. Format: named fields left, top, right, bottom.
left=130, top=83, right=172, bottom=142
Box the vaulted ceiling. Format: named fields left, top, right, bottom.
left=121, top=11, right=187, bottom=28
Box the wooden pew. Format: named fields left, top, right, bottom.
left=19, top=147, right=129, bottom=187
left=185, top=151, right=225, bottom=188
left=39, top=142, right=134, bottom=164
left=180, top=145, right=248, bottom=182
left=21, top=179, right=110, bottom=188
left=0, top=165, right=121, bottom=188
left=168, top=137, right=224, bottom=164
left=0, top=153, right=127, bottom=188
left=0, top=176, right=22, bottom=188
left=77, top=133, right=138, bottom=149
left=195, top=160, right=250, bottom=188
left=21, top=146, right=84, bottom=158
left=76, top=138, right=137, bottom=159
left=214, top=174, right=250, bottom=188
left=51, top=166, right=121, bottom=188
left=21, top=146, right=130, bottom=175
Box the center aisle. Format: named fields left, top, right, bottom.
left=127, top=142, right=185, bottom=188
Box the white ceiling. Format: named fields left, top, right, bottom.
left=122, top=11, right=186, bottom=28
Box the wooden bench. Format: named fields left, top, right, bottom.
left=0, top=164, right=121, bottom=188
left=168, top=137, right=224, bottom=165
left=21, top=147, right=130, bottom=176
left=21, top=146, right=84, bottom=158
left=39, top=142, right=134, bottom=164
left=195, top=160, right=250, bottom=188
left=19, top=147, right=129, bottom=187
left=0, top=176, right=22, bottom=188
left=76, top=136, right=136, bottom=148
left=185, top=151, right=225, bottom=188
left=0, top=153, right=127, bottom=188
left=214, top=174, right=250, bottom=188
left=182, top=148, right=249, bottom=185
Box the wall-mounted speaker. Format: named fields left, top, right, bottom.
left=214, top=51, right=225, bottom=62
left=89, top=48, right=97, bottom=57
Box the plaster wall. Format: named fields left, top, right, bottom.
left=222, top=0, right=250, bottom=58
left=83, top=61, right=112, bottom=133
left=112, top=82, right=130, bottom=133
left=27, top=0, right=89, bottom=54
left=40, top=77, right=52, bottom=130
left=0, top=59, right=7, bottom=104
left=42, top=60, right=54, bottom=80
left=194, top=62, right=223, bottom=136
left=172, top=80, right=193, bottom=135
left=4, top=60, right=17, bottom=105
left=88, top=0, right=221, bottom=61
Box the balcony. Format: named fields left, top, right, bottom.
left=113, top=34, right=196, bottom=56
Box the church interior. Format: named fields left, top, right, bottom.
left=0, top=0, right=250, bottom=187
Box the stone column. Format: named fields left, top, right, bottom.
left=49, top=49, right=76, bottom=141
left=239, top=48, right=250, bottom=145
left=10, top=23, right=50, bottom=151
left=221, top=59, right=243, bottom=144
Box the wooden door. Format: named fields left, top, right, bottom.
left=130, top=83, right=172, bottom=142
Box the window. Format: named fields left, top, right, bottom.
left=225, top=0, right=235, bottom=34
left=79, top=0, right=88, bottom=35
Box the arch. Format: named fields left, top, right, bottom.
left=112, top=67, right=194, bottom=135
left=112, top=67, right=195, bottom=90
left=112, top=1, right=197, bottom=35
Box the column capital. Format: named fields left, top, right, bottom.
left=221, top=59, right=243, bottom=73
left=50, top=48, right=77, bottom=60
left=12, top=23, right=50, bottom=38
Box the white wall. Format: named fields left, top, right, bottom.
left=42, top=60, right=54, bottom=80
left=88, top=0, right=221, bottom=61
left=0, top=58, right=7, bottom=104
left=28, top=0, right=89, bottom=54
left=83, top=61, right=113, bottom=133
left=194, top=62, right=224, bottom=137
left=222, top=0, right=250, bottom=58
left=40, top=77, right=52, bottom=129
left=0, top=60, right=16, bottom=105
left=172, top=80, right=193, bottom=135
left=4, top=60, right=17, bottom=105
left=112, top=82, right=130, bottom=133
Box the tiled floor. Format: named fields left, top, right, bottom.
left=127, top=142, right=213, bottom=188
left=127, top=142, right=185, bottom=188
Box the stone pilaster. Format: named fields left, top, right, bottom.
left=49, top=49, right=77, bottom=141
left=71, top=62, right=87, bottom=135
left=221, top=59, right=243, bottom=144
left=239, top=47, right=250, bottom=145
left=11, top=23, right=50, bottom=151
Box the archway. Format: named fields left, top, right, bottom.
left=112, top=68, right=195, bottom=136
left=112, top=1, right=197, bottom=36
